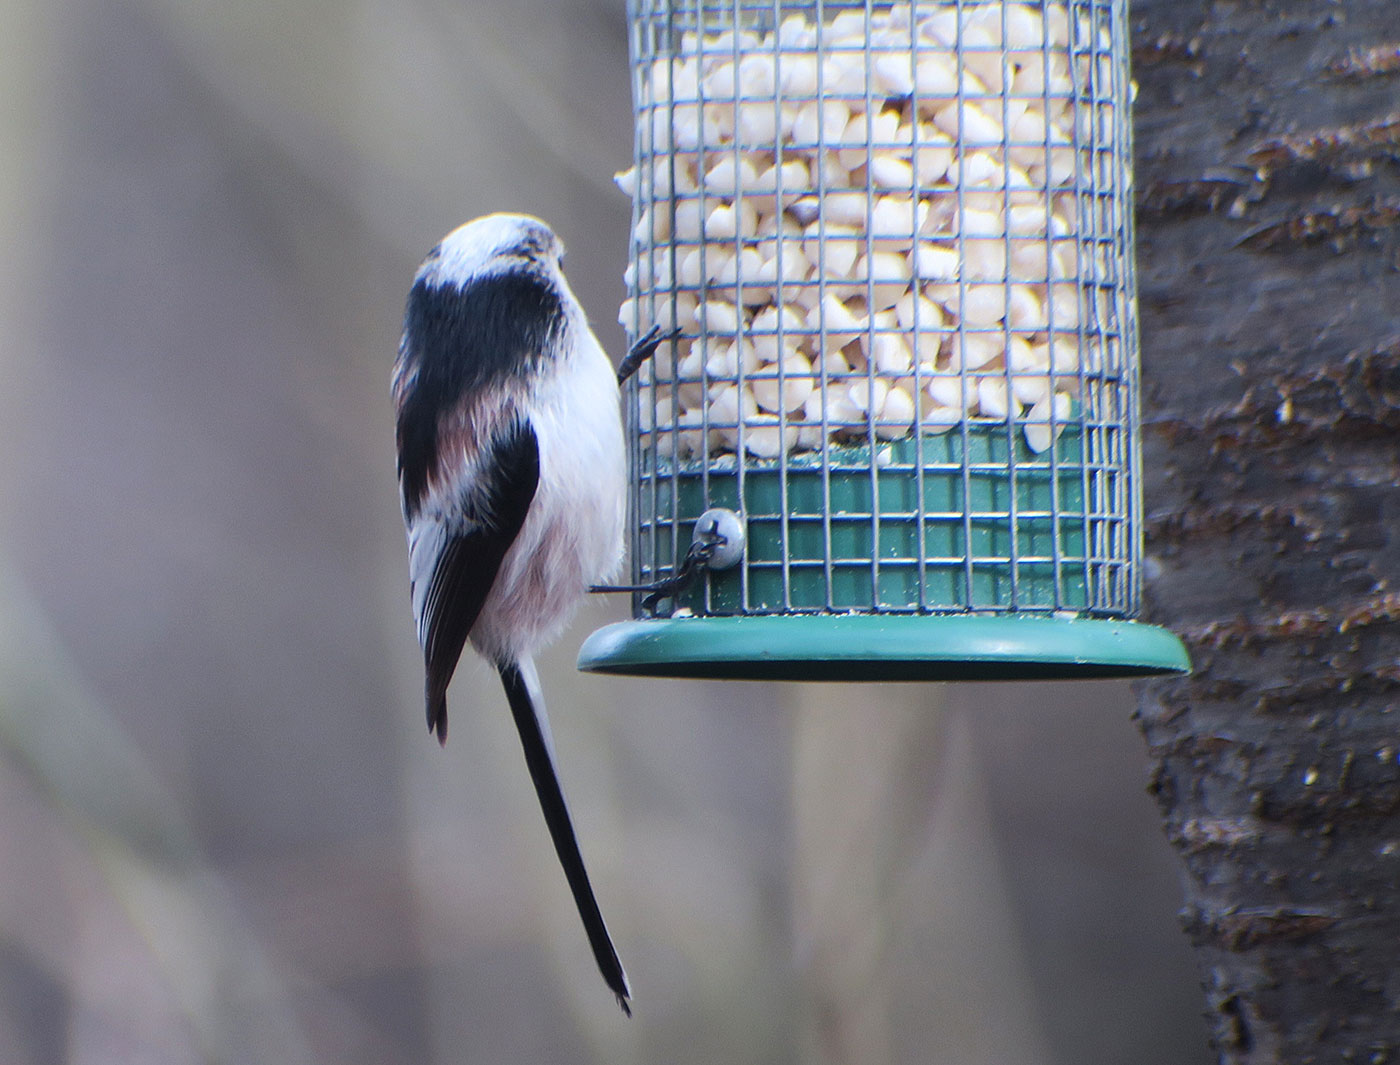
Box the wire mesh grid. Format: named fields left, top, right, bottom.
left=617, top=0, right=1139, bottom=620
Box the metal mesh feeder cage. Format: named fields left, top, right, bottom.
left=580, top=0, right=1189, bottom=680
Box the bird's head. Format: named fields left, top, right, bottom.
left=417, top=213, right=565, bottom=290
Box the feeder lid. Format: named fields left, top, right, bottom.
left=578, top=613, right=1190, bottom=682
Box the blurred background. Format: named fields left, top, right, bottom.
left=0, top=0, right=1210, bottom=1061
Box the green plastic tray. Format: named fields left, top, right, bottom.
left=579, top=613, right=1191, bottom=681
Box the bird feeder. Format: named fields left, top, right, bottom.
left=580, top=0, right=1189, bottom=680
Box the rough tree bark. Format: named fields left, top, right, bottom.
left=1132, top=1, right=1400, bottom=1062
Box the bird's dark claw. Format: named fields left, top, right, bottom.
left=616, top=323, right=682, bottom=386
left=589, top=524, right=728, bottom=615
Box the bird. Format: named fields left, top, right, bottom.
left=392, top=212, right=664, bottom=1016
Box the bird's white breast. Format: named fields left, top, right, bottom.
left=468, top=321, right=626, bottom=664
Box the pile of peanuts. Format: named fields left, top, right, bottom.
left=615, top=1, right=1122, bottom=460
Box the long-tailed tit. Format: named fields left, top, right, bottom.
left=393, top=213, right=664, bottom=1015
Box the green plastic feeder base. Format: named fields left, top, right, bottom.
left=578, top=614, right=1191, bottom=682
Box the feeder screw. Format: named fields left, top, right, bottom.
left=693, top=508, right=745, bottom=571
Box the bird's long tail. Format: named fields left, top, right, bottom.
left=498, top=656, right=632, bottom=1015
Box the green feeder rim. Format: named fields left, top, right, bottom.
left=578, top=614, right=1191, bottom=682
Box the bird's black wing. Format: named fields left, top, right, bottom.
left=416, top=416, right=539, bottom=742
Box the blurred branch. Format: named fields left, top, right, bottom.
left=138, top=0, right=628, bottom=255
left=425, top=1, right=631, bottom=195
left=791, top=686, right=1055, bottom=1065
left=792, top=687, right=910, bottom=1065
left=0, top=561, right=315, bottom=1062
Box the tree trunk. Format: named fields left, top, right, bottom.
left=1132, top=0, right=1400, bottom=1061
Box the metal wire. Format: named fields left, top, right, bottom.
left=621, top=0, right=1140, bottom=619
